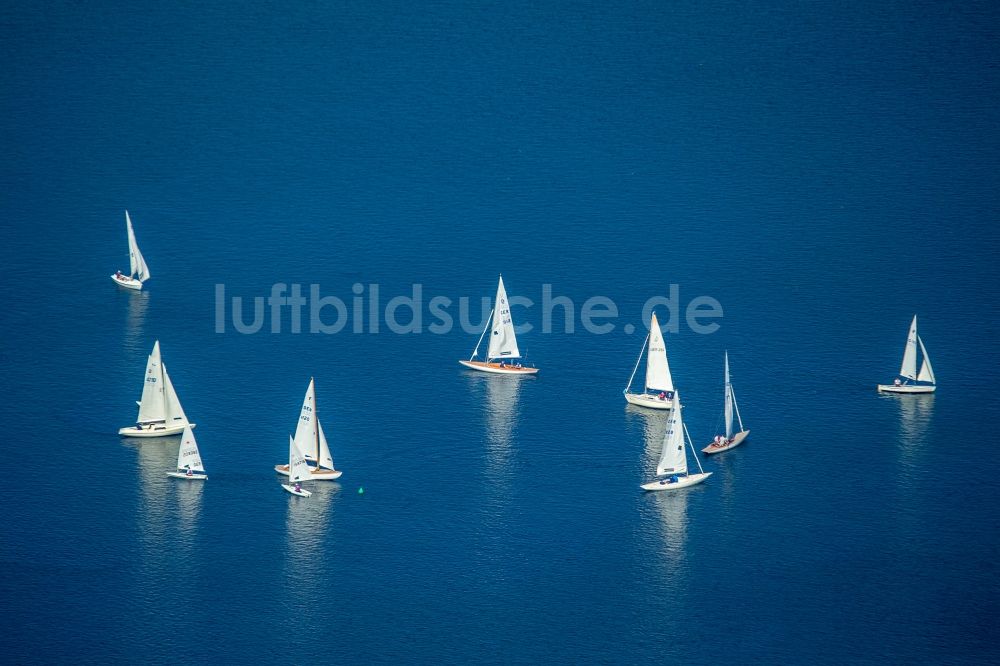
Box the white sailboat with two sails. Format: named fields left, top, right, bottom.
left=119, top=341, right=194, bottom=437
left=274, top=378, right=342, bottom=481
left=111, top=211, right=151, bottom=290
left=703, top=351, right=750, bottom=454
left=624, top=313, right=674, bottom=409
left=878, top=315, right=936, bottom=394
left=459, top=275, right=538, bottom=375
left=641, top=391, right=711, bottom=491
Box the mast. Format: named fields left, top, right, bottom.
left=313, top=377, right=320, bottom=460
left=724, top=351, right=733, bottom=439
left=899, top=315, right=918, bottom=380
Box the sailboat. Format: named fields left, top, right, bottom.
left=111, top=211, right=151, bottom=290
left=624, top=312, right=674, bottom=409
left=119, top=341, right=195, bottom=437
left=459, top=275, right=538, bottom=375
left=703, top=351, right=750, bottom=454
left=641, top=392, right=712, bottom=491
left=878, top=315, right=936, bottom=394
left=166, top=425, right=208, bottom=480
left=274, top=378, right=343, bottom=480
left=281, top=435, right=313, bottom=497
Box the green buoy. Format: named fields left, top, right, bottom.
left=358, top=486, right=364, bottom=495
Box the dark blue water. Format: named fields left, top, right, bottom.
left=2, top=1, right=999, bottom=662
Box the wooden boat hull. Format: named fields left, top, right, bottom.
left=641, top=472, right=712, bottom=491
left=119, top=422, right=195, bottom=437
left=702, top=430, right=750, bottom=455
left=282, top=484, right=312, bottom=497
left=624, top=392, right=673, bottom=410
left=111, top=274, right=143, bottom=290
left=877, top=384, right=936, bottom=394
left=166, top=471, right=207, bottom=480
left=274, top=464, right=343, bottom=480
left=458, top=360, right=538, bottom=375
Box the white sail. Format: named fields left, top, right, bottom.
left=724, top=352, right=734, bottom=439
left=487, top=275, right=521, bottom=360
left=288, top=435, right=311, bottom=484
left=317, top=421, right=335, bottom=471
left=136, top=341, right=166, bottom=423
left=899, top=315, right=918, bottom=380
left=917, top=336, right=936, bottom=384
left=292, top=378, right=318, bottom=462
left=656, top=393, right=688, bottom=476
left=645, top=313, right=674, bottom=392
left=161, top=363, right=189, bottom=425
left=125, top=211, right=150, bottom=282
left=176, top=425, right=205, bottom=473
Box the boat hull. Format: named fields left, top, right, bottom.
left=282, top=484, right=312, bottom=497
left=166, top=471, right=207, bottom=480
left=702, top=430, right=750, bottom=455
left=119, top=422, right=195, bottom=437
left=641, top=472, right=712, bottom=491
left=274, top=464, right=343, bottom=480
left=877, top=384, right=936, bottom=394
left=624, top=392, right=673, bottom=410
left=458, top=360, right=538, bottom=375
left=111, top=274, right=143, bottom=290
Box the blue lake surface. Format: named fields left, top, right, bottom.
left=2, top=1, right=999, bottom=663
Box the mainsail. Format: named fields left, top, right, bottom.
left=899, top=315, right=918, bottom=380
left=137, top=341, right=166, bottom=423
left=293, top=379, right=318, bottom=463
left=487, top=275, right=520, bottom=360
left=724, top=352, right=734, bottom=439
left=125, top=211, right=150, bottom=282
left=645, top=313, right=673, bottom=392
left=656, top=393, right=688, bottom=476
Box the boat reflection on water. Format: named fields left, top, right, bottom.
left=464, top=372, right=527, bottom=483
left=122, top=288, right=150, bottom=355
left=889, top=392, right=935, bottom=476
left=632, top=407, right=691, bottom=586
left=283, top=481, right=339, bottom=606
left=124, top=435, right=179, bottom=566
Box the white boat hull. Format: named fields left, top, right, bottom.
left=702, top=430, right=750, bottom=455
left=111, top=274, right=143, bottom=290
left=878, top=384, right=936, bottom=394
left=459, top=360, right=538, bottom=375
left=166, top=471, right=207, bottom=480
left=624, top=392, right=673, bottom=410
left=118, top=422, right=195, bottom=437
left=642, top=472, right=712, bottom=490
left=274, top=464, right=343, bottom=480
left=641, top=472, right=712, bottom=491
left=282, top=484, right=312, bottom=497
